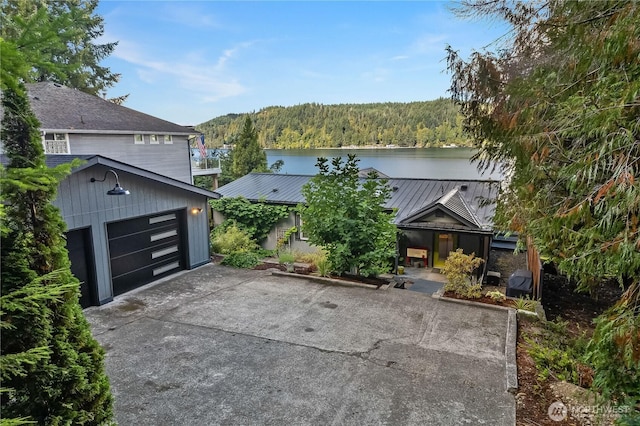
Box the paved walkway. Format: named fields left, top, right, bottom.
left=85, top=264, right=515, bottom=425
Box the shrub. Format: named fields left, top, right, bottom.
left=486, top=290, right=506, bottom=302
left=513, top=296, right=536, bottom=312
left=210, top=197, right=290, bottom=242
left=586, top=301, right=640, bottom=407
left=221, top=251, right=261, bottom=269
left=278, top=251, right=296, bottom=271
left=296, top=249, right=326, bottom=267
left=316, top=257, right=332, bottom=277
left=441, top=249, right=484, bottom=299
left=211, top=222, right=257, bottom=254
left=300, top=155, right=396, bottom=277
left=524, top=320, right=590, bottom=385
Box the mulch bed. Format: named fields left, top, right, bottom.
left=443, top=291, right=517, bottom=308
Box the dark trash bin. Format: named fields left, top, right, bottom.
left=506, top=269, right=533, bottom=298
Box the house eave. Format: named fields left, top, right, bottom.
left=397, top=222, right=493, bottom=235
left=40, top=128, right=193, bottom=136
left=67, top=155, right=219, bottom=199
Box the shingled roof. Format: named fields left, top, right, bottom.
left=26, top=82, right=193, bottom=135
left=214, top=173, right=498, bottom=231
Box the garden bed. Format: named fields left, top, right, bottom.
left=271, top=270, right=390, bottom=290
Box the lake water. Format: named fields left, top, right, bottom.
left=264, top=148, right=502, bottom=180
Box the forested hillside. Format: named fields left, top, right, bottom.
left=196, top=98, right=469, bottom=149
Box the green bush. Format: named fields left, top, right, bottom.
left=316, top=257, right=332, bottom=277
left=278, top=251, right=296, bottom=272
left=221, top=251, right=261, bottom=269
left=209, top=197, right=290, bottom=242
left=586, top=301, right=640, bottom=408
left=524, top=320, right=591, bottom=385
left=486, top=290, right=506, bottom=302
left=442, top=249, right=484, bottom=298
left=211, top=222, right=257, bottom=254
left=278, top=251, right=296, bottom=265
left=513, top=296, right=536, bottom=312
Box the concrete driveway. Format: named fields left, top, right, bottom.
left=85, top=264, right=515, bottom=425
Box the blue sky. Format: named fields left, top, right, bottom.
left=97, top=1, right=506, bottom=126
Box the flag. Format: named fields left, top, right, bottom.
left=198, top=134, right=207, bottom=158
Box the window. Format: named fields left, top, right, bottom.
left=43, top=133, right=70, bottom=154
left=134, top=134, right=144, bottom=144
left=163, top=135, right=173, bottom=144
left=297, top=215, right=308, bottom=240
left=150, top=134, right=159, bottom=144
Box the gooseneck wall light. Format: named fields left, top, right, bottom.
left=90, top=170, right=130, bottom=195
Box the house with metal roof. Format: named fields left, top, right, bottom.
left=214, top=172, right=499, bottom=272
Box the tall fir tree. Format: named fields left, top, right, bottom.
left=1, top=41, right=114, bottom=426
left=1, top=0, right=121, bottom=97
left=231, top=115, right=268, bottom=179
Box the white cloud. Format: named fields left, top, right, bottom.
left=362, top=68, right=389, bottom=83
left=410, top=34, right=449, bottom=54
left=112, top=39, right=249, bottom=102
left=157, top=3, right=224, bottom=30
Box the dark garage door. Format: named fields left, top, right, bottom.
left=108, top=211, right=186, bottom=296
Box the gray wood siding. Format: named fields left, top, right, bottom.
left=67, top=133, right=193, bottom=183
left=55, top=165, right=210, bottom=303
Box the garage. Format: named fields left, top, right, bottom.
left=108, top=210, right=186, bottom=296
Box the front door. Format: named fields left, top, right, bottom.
left=66, top=228, right=96, bottom=308
left=433, top=233, right=456, bottom=268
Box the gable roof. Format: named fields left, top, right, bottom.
left=214, top=173, right=498, bottom=231
left=358, top=167, right=389, bottom=178
left=25, top=82, right=193, bottom=135
left=1, top=154, right=219, bottom=199
left=401, top=188, right=482, bottom=228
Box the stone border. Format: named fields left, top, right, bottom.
left=270, top=271, right=390, bottom=291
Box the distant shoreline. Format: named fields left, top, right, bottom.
left=216, top=145, right=472, bottom=150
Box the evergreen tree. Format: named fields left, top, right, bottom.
left=231, top=115, right=268, bottom=178
left=447, top=0, right=639, bottom=407
left=1, top=41, right=114, bottom=424
left=1, top=0, right=121, bottom=96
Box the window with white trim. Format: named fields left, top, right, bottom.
left=43, top=133, right=70, bottom=154
left=150, top=134, right=159, bottom=144
left=163, top=135, right=173, bottom=144
left=297, top=215, right=308, bottom=240
left=134, top=134, right=144, bottom=144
